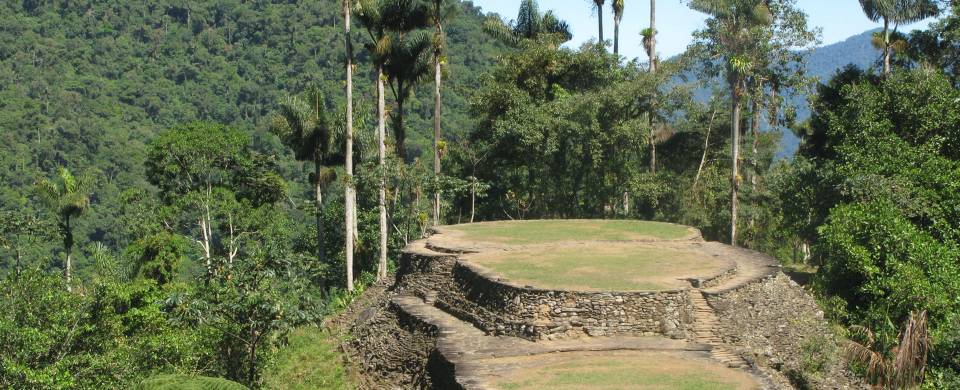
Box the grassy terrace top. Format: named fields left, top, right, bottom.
left=440, top=220, right=696, bottom=245
left=490, top=350, right=760, bottom=390
left=429, top=220, right=726, bottom=291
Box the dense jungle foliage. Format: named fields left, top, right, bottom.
left=1, top=0, right=959, bottom=388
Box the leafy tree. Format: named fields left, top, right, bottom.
left=36, top=167, right=91, bottom=291
left=468, top=42, right=676, bottom=219
left=126, top=232, right=190, bottom=286
left=146, top=122, right=284, bottom=279
left=789, top=67, right=960, bottom=384
left=0, top=210, right=50, bottom=277
left=907, top=2, right=960, bottom=84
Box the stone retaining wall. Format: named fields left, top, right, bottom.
left=348, top=299, right=442, bottom=388
left=397, top=246, right=695, bottom=340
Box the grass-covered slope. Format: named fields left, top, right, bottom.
left=261, top=327, right=353, bottom=390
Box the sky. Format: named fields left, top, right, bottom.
left=470, top=0, right=938, bottom=62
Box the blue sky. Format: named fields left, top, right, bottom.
left=470, top=0, right=938, bottom=61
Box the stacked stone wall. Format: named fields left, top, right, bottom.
left=397, top=247, right=694, bottom=340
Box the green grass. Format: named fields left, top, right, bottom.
left=446, top=220, right=693, bottom=245
left=134, top=374, right=247, bottom=390
left=494, top=353, right=758, bottom=390
left=261, top=327, right=353, bottom=390
left=470, top=245, right=725, bottom=291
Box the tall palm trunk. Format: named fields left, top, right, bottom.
left=377, top=66, right=388, bottom=282
left=64, top=218, right=73, bottom=292
left=395, top=93, right=406, bottom=160
left=597, top=3, right=604, bottom=46
left=649, top=0, right=657, bottom=72
left=882, top=17, right=891, bottom=74
left=432, top=27, right=442, bottom=227
left=730, top=78, right=741, bottom=246
left=613, top=15, right=620, bottom=55
left=314, top=158, right=327, bottom=290
left=344, top=0, right=355, bottom=292
left=648, top=0, right=657, bottom=173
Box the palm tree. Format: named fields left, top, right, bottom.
left=343, top=0, right=356, bottom=292
left=355, top=0, right=390, bottom=282
left=36, top=167, right=90, bottom=291
left=611, top=0, right=624, bottom=55
left=648, top=0, right=657, bottom=73
left=689, top=0, right=774, bottom=246
left=641, top=0, right=659, bottom=173
left=271, top=88, right=335, bottom=284
left=484, top=0, right=572, bottom=47
left=429, top=0, right=457, bottom=227
left=593, top=0, right=606, bottom=47
left=859, top=0, right=940, bottom=74
left=382, top=0, right=430, bottom=160
left=845, top=310, right=931, bottom=388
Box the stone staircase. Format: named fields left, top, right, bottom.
left=689, top=289, right=749, bottom=368
left=390, top=294, right=715, bottom=389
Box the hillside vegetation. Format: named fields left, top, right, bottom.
left=0, top=0, right=501, bottom=269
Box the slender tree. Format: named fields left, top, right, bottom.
left=429, top=0, right=457, bottom=227
left=593, top=0, right=606, bottom=47
left=642, top=0, right=659, bottom=172
left=859, top=0, right=939, bottom=74
left=270, top=88, right=335, bottom=285
left=355, top=0, right=390, bottom=281
left=612, top=0, right=624, bottom=55
left=343, top=0, right=355, bottom=292
left=689, top=0, right=773, bottom=246
left=36, top=167, right=90, bottom=291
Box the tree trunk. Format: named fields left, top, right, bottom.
left=433, top=37, right=442, bottom=227
left=377, top=66, right=388, bottom=282
left=883, top=18, right=891, bottom=74
left=649, top=118, right=657, bottom=173
left=344, top=1, right=355, bottom=292
left=395, top=97, right=406, bottom=160
left=597, top=3, right=604, bottom=47
left=649, top=0, right=656, bottom=72
left=613, top=17, right=620, bottom=55
left=470, top=182, right=476, bottom=223
left=730, top=83, right=741, bottom=247
left=648, top=0, right=657, bottom=173
left=314, top=158, right=326, bottom=290
left=693, top=106, right=716, bottom=189
left=751, top=94, right=761, bottom=192
left=64, top=218, right=72, bottom=292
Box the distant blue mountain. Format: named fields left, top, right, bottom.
left=779, top=29, right=882, bottom=156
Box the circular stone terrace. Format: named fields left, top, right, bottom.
left=384, top=219, right=781, bottom=389
left=427, top=219, right=735, bottom=292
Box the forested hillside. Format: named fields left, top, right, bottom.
left=0, top=0, right=501, bottom=265
left=2, top=0, right=959, bottom=388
